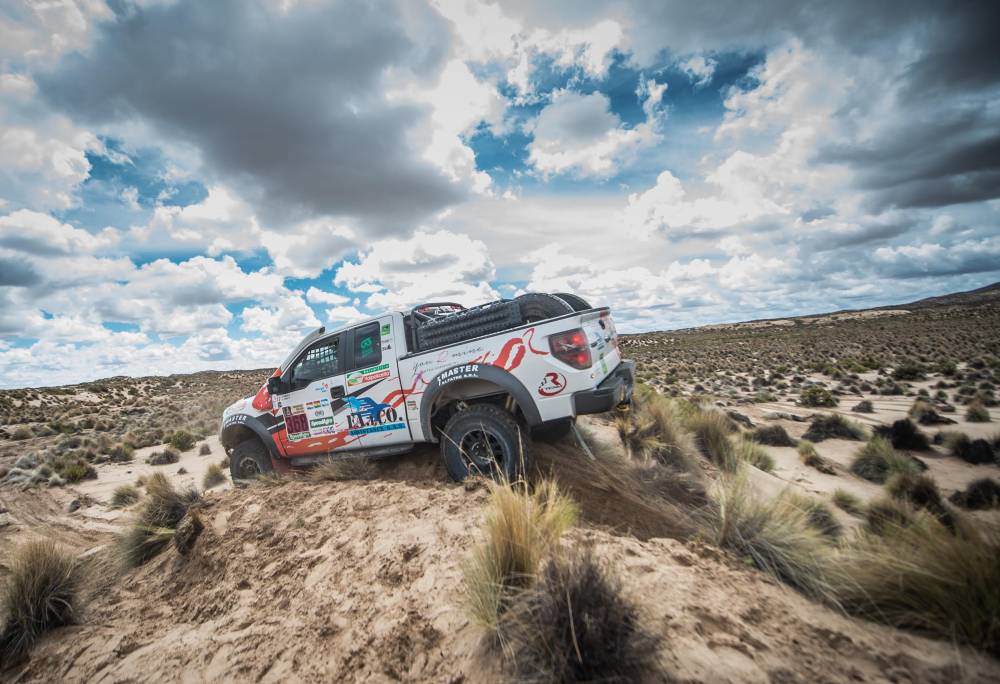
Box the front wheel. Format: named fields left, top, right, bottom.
left=230, top=439, right=273, bottom=482
left=440, top=404, right=530, bottom=482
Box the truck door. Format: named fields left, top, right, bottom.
left=341, top=316, right=412, bottom=448
left=273, top=332, right=363, bottom=456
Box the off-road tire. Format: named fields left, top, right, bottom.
left=440, top=404, right=530, bottom=482
left=516, top=292, right=573, bottom=324
left=553, top=292, right=592, bottom=312
left=531, top=418, right=575, bottom=444
left=230, top=438, right=273, bottom=482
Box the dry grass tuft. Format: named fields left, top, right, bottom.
left=850, top=437, right=922, bottom=484
left=965, top=399, right=991, bottom=423
left=832, top=517, right=1000, bottom=656
left=462, top=479, right=578, bottom=634
left=202, top=463, right=227, bottom=489
left=309, top=456, right=377, bottom=482
left=118, top=473, right=200, bottom=568
left=832, top=488, right=864, bottom=516
left=797, top=441, right=835, bottom=474
left=0, top=540, right=82, bottom=665
left=499, top=549, right=663, bottom=682
left=802, top=414, right=867, bottom=442
left=684, top=409, right=738, bottom=471
left=734, top=435, right=775, bottom=472
left=110, top=484, right=140, bottom=509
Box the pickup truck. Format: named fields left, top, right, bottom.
left=220, top=292, right=634, bottom=482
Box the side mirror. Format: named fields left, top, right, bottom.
left=267, top=376, right=285, bottom=396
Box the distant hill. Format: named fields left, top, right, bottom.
left=881, top=281, right=1000, bottom=310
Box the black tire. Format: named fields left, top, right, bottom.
left=553, top=292, right=591, bottom=312
left=516, top=292, right=573, bottom=324
left=440, top=404, right=530, bottom=482
left=230, top=439, right=273, bottom=482
left=531, top=418, right=574, bottom=444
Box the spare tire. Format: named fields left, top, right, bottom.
left=553, top=292, right=591, bottom=312
left=516, top=292, right=573, bottom=323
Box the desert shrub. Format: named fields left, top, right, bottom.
left=753, top=425, right=796, bottom=447
left=965, top=399, right=991, bottom=422
left=708, top=473, right=834, bottom=601
left=684, top=409, right=738, bottom=471
left=797, top=441, right=835, bottom=474
left=851, top=437, right=922, bottom=484
left=0, top=540, right=82, bottom=665
left=945, top=433, right=995, bottom=465
left=147, top=447, right=179, bottom=465
left=832, top=517, right=1000, bottom=656
left=110, top=484, right=140, bottom=509
left=168, top=430, right=196, bottom=452
left=832, top=489, right=864, bottom=516
left=462, top=479, right=577, bottom=633
left=11, top=426, right=32, bottom=441
left=949, top=479, right=1000, bottom=510
left=892, top=361, right=925, bottom=381
left=198, top=443, right=211, bottom=456
left=118, top=473, right=201, bottom=567
left=802, top=414, right=867, bottom=442
left=734, top=436, right=774, bottom=472
left=908, top=399, right=954, bottom=426
left=202, top=463, right=227, bottom=489
left=499, top=550, right=661, bottom=683
left=852, top=399, right=875, bottom=413
left=58, top=459, right=97, bottom=483
left=309, top=457, right=376, bottom=482
left=108, top=443, right=134, bottom=463
left=865, top=497, right=917, bottom=535
left=873, top=419, right=930, bottom=451
left=800, top=385, right=838, bottom=408
left=886, top=472, right=941, bottom=509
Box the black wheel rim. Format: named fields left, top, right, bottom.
left=238, top=456, right=262, bottom=479
left=459, top=428, right=507, bottom=473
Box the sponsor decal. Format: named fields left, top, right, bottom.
left=223, top=413, right=249, bottom=428
left=359, top=335, right=375, bottom=357
left=346, top=362, right=391, bottom=387
left=310, top=416, right=335, bottom=429
left=380, top=323, right=391, bottom=337
left=282, top=404, right=310, bottom=440
left=312, top=409, right=326, bottom=417
left=436, top=364, right=479, bottom=385
left=344, top=396, right=405, bottom=436
left=305, top=400, right=321, bottom=410
left=538, top=371, right=567, bottom=397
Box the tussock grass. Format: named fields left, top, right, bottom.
left=309, top=456, right=377, bottom=482
left=797, top=441, right=835, bottom=474
left=707, top=473, right=834, bottom=601
left=965, top=399, right=991, bottom=423
left=949, top=478, right=1000, bottom=510
left=852, top=399, right=874, bottom=413
left=753, top=424, right=796, bottom=447
left=831, top=517, right=1000, bottom=656
left=118, top=473, right=200, bottom=568
left=684, top=409, right=738, bottom=472
left=873, top=419, right=930, bottom=451
left=802, top=414, right=867, bottom=442
left=850, top=437, right=922, bottom=484
left=943, top=432, right=995, bottom=464
left=0, top=540, right=82, bottom=665
left=110, top=484, right=140, bottom=509
left=202, top=463, right=227, bottom=489
left=734, top=436, right=774, bottom=472
left=832, top=488, right=864, bottom=516
left=865, top=497, right=916, bottom=536
left=800, top=385, right=838, bottom=408
left=499, top=549, right=661, bottom=682
left=782, top=491, right=842, bottom=539
left=462, top=479, right=577, bottom=634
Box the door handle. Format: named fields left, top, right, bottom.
left=330, top=386, right=345, bottom=399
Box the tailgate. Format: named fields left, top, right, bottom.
left=580, top=309, right=622, bottom=385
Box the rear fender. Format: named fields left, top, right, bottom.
left=220, top=413, right=282, bottom=460
left=419, top=363, right=541, bottom=441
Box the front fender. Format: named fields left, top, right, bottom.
left=419, top=363, right=542, bottom=441
left=220, top=412, right=282, bottom=459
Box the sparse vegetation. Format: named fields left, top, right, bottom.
left=118, top=473, right=201, bottom=567
left=797, top=441, right=835, bottom=474
left=965, top=399, right=991, bottom=422
left=802, top=414, right=867, bottom=442
left=944, top=432, right=996, bottom=464
left=462, top=479, right=577, bottom=633
left=202, top=463, right=227, bottom=489
left=198, top=443, right=212, bottom=456
left=734, top=436, right=774, bottom=472
left=168, top=430, right=196, bottom=452
left=753, top=424, right=796, bottom=447
left=499, top=550, right=661, bottom=683
left=949, top=478, right=1000, bottom=510
left=110, top=484, right=140, bottom=509
left=850, top=437, right=922, bottom=484
left=147, top=447, right=179, bottom=466
left=832, top=489, right=864, bottom=516
left=852, top=400, right=874, bottom=413
left=873, top=419, right=930, bottom=451
left=0, top=540, right=82, bottom=665
left=800, top=385, right=838, bottom=408
left=865, top=497, right=916, bottom=535
left=309, top=457, right=377, bottom=482
left=684, top=409, right=738, bottom=471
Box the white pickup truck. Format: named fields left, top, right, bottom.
left=220, top=293, right=634, bottom=482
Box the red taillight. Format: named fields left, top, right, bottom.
left=549, top=328, right=592, bottom=369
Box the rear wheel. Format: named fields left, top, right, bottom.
left=516, top=292, right=573, bottom=324
left=230, top=439, right=273, bottom=482
left=440, top=404, right=530, bottom=482
left=553, top=292, right=591, bottom=312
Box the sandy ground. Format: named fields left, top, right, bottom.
left=7, top=477, right=998, bottom=684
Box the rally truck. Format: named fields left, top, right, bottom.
left=219, top=292, right=634, bottom=482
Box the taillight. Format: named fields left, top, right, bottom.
left=549, top=328, right=592, bottom=369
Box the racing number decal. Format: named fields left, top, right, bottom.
left=538, top=371, right=567, bottom=397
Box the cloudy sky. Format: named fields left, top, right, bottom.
left=1, top=0, right=998, bottom=387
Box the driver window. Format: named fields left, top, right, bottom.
left=290, top=337, right=340, bottom=389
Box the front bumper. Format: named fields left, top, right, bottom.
left=572, top=360, right=635, bottom=416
